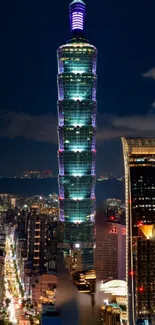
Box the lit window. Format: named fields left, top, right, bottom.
left=122, top=228, right=126, bottom=235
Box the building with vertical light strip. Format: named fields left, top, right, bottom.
left=57, top=0, right=97, bottom=270
left=122, top=138, right=155, bottom=325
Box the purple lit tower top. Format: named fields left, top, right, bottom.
left=69, top=0, right=86, bottom=32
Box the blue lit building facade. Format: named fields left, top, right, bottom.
left=57, top=0, right=97, bottom=269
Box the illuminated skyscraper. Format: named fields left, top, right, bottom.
left=57, top=0, right=97, bottom=270
left=95, top=220, right=126, bottom=281
left=122, top=138, right=155, bottom=325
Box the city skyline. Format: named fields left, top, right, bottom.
left=3, top=1, right=155, bottom=323
left=0, top=0, right=155, bottom=176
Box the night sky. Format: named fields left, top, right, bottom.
left=0, top=0, right=155, bottom=176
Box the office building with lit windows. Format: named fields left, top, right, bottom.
left=57, top=0, right=97, bottom=269
left=122, top=138, right=155, bottom=324
left=27, top=211, right=47, bottom=274
left=95, top=220, right=126, bottom=281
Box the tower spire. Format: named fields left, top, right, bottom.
left=69, top=0, right=86, bottom=33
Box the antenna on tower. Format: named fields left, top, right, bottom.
left=69, top=0, right=86, bottom=33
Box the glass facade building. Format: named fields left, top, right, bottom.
left=122, top=138, right=155, bottom=324
left=57, top=0, right=97, bottom=269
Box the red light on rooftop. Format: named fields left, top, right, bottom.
left=137, top=221, right=143, bottom=227
left=129, top=271, right=134, bottom=276
left=110, top=216, right=115, bottom=221
left=139, top=286, right=144, bottom=293
left=128, top=200, right=132, bottom=203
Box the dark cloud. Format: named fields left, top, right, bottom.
left=152, top=101, right=155, bottom=109
left=97, top=64, right=155, bottom=140
left=97, top=115, right=155, bottom=141
left=1, top=111, right=155, bottom=144
left=0, top=111, right=57, bottom=143
left=142, top=67, right=155, bottom=113
left=142, top=67, right=155, bottom=80
left=113, top=115, right=155, bottom=131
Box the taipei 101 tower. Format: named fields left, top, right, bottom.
left=57, top=0, right=97, bottom=270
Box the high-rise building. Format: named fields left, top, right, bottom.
left=105, top=198, right=125, bottom=225
left=57, top=0, right=97, bottom=270
left=95, top=220, right=126, bottom=281
left=27, top=211, right=47, bottom=274
left=122, top=138, right=155, bottom=324
left=46, top=216, right=58, bottom=273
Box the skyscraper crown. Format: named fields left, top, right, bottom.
left=69, top=0, right=86, bottom=32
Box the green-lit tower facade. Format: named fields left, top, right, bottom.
left=57, top=0, right=97, bottom=270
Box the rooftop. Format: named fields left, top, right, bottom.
left=122, top=137, right=155, bottom=155
left=70, top=0, right=85, bottom=4
left=100, top=280, right=127, bottom=296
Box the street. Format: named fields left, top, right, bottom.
left=4, top=235, right=28, bottom=325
